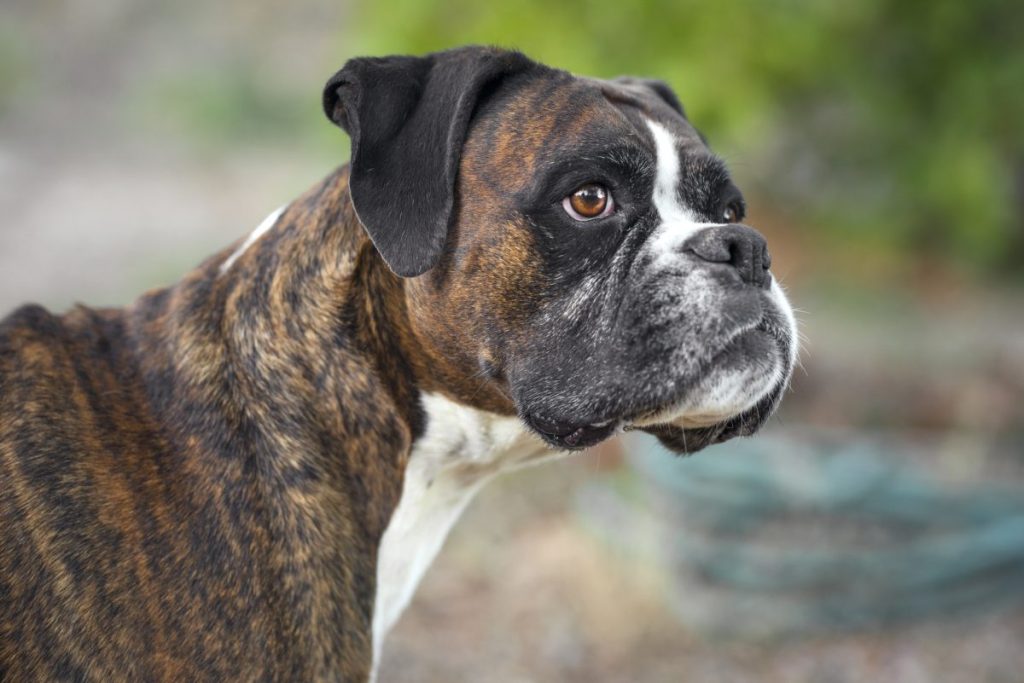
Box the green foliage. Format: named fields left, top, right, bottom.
left=346, top=0, right=1024, bottom=275
left=0, top=26, right=31, bottom=116
left=138, top=62, right=338, bottom=158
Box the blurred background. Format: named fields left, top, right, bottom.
left=2, top=0, right=1023, bottom=680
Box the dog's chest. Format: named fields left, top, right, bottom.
left=371, top=393, right=549, bottom=667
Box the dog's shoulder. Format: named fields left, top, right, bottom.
left=0, top=303, right=125, bottom=392
left=1, top=303, right=66, bottom=348
left=0, top=303, right=141, bottom=475
left=0, top=304, right=71, bottom=392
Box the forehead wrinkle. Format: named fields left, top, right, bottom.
left=601, top=87, right=651, bottom=114
left=594, top=93, right=655, bottom=151
left=506, top=81, right=587, bottom=179
left=536, top=88, right=649, bottom=169
left=475, top=81, right=641, bottom=196
left=464, top=75, right=562, bottom=181
left=532, top=86, right=605, bottom=154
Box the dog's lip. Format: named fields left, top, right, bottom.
left=524, top=413, right=619, bottom=450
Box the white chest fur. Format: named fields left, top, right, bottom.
left=371, top=393, right=551, bottom=673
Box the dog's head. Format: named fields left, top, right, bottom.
left=323, top=46, right=798, bottom=454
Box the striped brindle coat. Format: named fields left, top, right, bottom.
left=0, top=46, right=796, bottom=681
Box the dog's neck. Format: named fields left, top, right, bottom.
left=215, top=166, right=426, bottom=431
left=133, top=166, right=426, bottom=450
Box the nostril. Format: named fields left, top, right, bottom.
left=727, top=239, right=750, bottom=274
left=727, top=241, right=741, bottom=269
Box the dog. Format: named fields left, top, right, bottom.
left=0, top=45, right=797, bottom=681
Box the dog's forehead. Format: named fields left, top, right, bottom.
left=463, top=71, right=706, bottom=182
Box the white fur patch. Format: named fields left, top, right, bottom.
left=371, top=393, right=551, bottom=678
left=219, top=205, right=287, bottom=274
left=645, top=118, right=722, bottom=267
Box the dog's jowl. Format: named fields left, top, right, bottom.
left=0, top=46, right=797, bottom=681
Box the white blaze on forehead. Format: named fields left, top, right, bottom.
left=219, top=204, right=287, bottom=274
left=644, top=118, right=722, bottom=266
left=647, top=118, right=696, bottom=225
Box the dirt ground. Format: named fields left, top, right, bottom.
left=379, top=455, right=1024, bottom=683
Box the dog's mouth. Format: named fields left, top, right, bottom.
left=523, top=409, right=743, bottom=453
left=521, top=317, right=792, bottom=453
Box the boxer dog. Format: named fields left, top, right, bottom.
left=0, top=46, right=797, bottom=681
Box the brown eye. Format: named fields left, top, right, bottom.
left=563, top=184, right=614, bottom=221
left=723, top=201, right=743, bottom=224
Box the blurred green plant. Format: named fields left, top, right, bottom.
left=0, top=26, right=31, bottom=116
left=346, top=0, right=1024, bottom=276
left=138, top=61, right=341, bottom=160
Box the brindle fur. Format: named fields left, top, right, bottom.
left=0, top=169, right=427, bottom=680
left=0, top=46, right=794, bottom=681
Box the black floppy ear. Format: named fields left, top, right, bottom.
left=612, top=77, right=687, bottom=119
left=323, top=47, right=534, bottom=277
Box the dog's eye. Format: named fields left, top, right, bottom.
left=563, top=184, right=614, bottom=221
left=722, top=201, right=744, bottom=224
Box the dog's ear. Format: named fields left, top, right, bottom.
left=612, top=77, right=687, bottom=119
left=323, top=47, right=534, bottom=277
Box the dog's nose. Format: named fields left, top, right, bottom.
left=683, top=224, right=772, bottom=289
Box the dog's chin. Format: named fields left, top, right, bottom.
left=630, top=399, right=769, bottom=455
left=629, top=359, right=788, bottom=455
left=522, top=386, right=776, bottom=454
left=520, top=370, right=784, bottom=454
left=521, top=327, right=790, bottom=453
left=626, top=319, right=792, bottom=454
